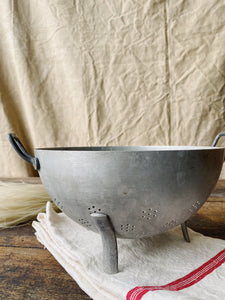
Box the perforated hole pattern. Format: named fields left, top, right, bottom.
left=88, top=205, right=102, bottom=214
left=120, top=224, right=136, bottom=232
left=141, top=208, right=158, bottom=221
left=162, top=219, right=178, bottom=229
left=188, top=200, right=201, bottom=213
left=78, top=218, right=92, bottom=227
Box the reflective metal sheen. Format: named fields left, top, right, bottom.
left=8, top=133, right=225, bottom=273
left=34, top=145, right=224, bottom=238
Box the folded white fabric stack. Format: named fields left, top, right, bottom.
left=32, top=202, right=225, bottom=300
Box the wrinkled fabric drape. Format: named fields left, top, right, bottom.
left=1, top=0, right=225, bottom=177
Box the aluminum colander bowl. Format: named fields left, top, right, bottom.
left=8, top=132, right=225, bottom=273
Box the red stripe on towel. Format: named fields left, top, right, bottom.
left=127, top=248, right=225, bottom=300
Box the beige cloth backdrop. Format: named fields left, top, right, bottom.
left=1, top=0, right=225, bottom=177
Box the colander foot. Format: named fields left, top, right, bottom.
left=91, top=213, right=118, bottom=274
left=181, top=221, right=190, bottom=242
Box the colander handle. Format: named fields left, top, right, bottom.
left=212, top=132, right=225, bottom=147
left=7, top=133, right=40, bottom=170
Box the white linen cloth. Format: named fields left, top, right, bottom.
left=32, top=202, right=225, bottom=300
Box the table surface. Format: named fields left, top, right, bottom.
left=1, top=178, right=225, bottom=299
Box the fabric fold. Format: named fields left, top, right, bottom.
left=32, top=202, right=225, bottom=300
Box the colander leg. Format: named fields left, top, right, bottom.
left=91, top=213, right=118, bottom=274
left=181, top=221, right=190, bottom=242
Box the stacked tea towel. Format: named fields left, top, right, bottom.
left=32, top=202, right=225, bottom=300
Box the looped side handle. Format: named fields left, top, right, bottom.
left=212, top=132, right=225, bottom=147
left=7, top=133, right=40, bottom=170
